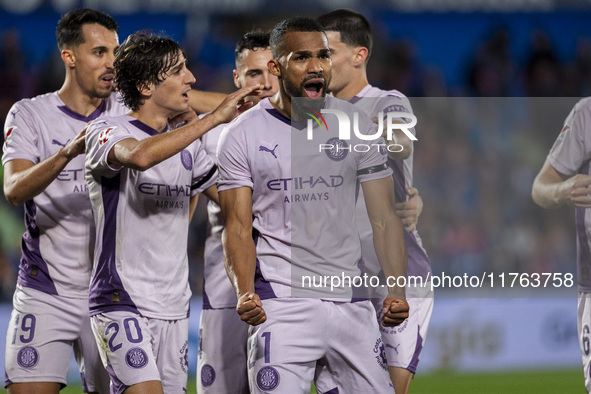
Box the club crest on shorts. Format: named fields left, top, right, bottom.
left=373, top=338, right=388, bottom=371
left=180, top=149, right=193, bottom=171
left=125, top=347, right=148, bottom=369
left=257, top=366, right=280, bottom=391
left=17, top=346, right=39, bottom=368
left=324, top=137, right=349, bottom=161
left=201, top=364, right=216, bottom=387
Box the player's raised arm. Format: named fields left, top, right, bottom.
left=361, top=176, right=409, bottom=326
left=219, top=186, right=266, bottom=326
left=532, top=159, right=591, bottom=209
left=208, top=83, right=264, bottom=123
left=107, top=84, right=263, bottom=172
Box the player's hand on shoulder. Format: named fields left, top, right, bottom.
left=211, top=84, right=264, bottom=125
left=394, top=187, right=423, bottom=232
left=63, top=126, right=87, bottom=160
left=237, top=292, right=267, bottom=326
left=382, top=297, right=409, bottom=327
left=563, top=174, right=591, bottom=208
left=169, top=108, right=199, bottom=129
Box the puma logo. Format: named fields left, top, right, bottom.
left=259, top=144, right=278, bottom=159
left=385, top=343, right=401, bottom=354
left=52, top=139, right=70, bottom=147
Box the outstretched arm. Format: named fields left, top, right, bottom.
left=108, top=85, right=262, bottom=171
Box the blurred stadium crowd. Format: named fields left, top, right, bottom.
left=0, top=9, right=588, bottom=300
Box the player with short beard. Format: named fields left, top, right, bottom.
left=217, top=17, right=408, bottom=393
left=3, top=9, right=123, bottom=394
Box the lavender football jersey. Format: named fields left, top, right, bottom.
left=217, top=97, right=393, bottom=300
left=352, top=85, right=431, bottom=284
left=201, top=124, right=237, bottom=309
left=85, top=115, right=218, bottom=319
left=2, top=92, right=127, bottom=298
left=547, top=97, right=591, bottom=292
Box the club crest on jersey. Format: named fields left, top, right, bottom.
left=324, top=137, right=349, bottom=161
left=201, top=364, right=216, bottom=387
left=257, top=366, right=280, bottom=391
left=125, top=347, right=148, bottom=369
left=17, top=346, right=39, bottom=368
left=180, top=150, right=193, bottom=170
left=373, top=338, right=388, bottom=371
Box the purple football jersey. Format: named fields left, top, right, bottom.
left=217, top=97, right=393, bottom=300
left=352, top=85, right=431, bottom=286
left=85, top=115, right=217, bottom=319
left=2, top=92, right=127, bottom=297
left=547, top=97, right=591, bottom=292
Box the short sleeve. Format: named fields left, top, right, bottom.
left=356, top=111, right=392, bottom=183
left=216, top=123, right=253, bottom=191
left=2, top=101, right=41, bottom=165
left=85, top=118, right=134, bottom=178
left=190, top=139, right=218, bottom=195
left=548, top=99, right=591, bottom=176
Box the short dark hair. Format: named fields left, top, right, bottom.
left=269, top=17, right=325, bottom=58
left=56, top=8, right=118, bottom=50
left=235, top=31, right=271, bottom=66
left=317, top=9, right=373, bottom=60
left=114, top=32, right=184, bottom=111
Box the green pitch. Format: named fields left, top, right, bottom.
left=410, top=369, right=586, bottom=393
left=58, top=369, right=585, bottom=393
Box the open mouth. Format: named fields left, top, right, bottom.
left=303, top=78, right=324, bottom=98
left=100, top=74, right=114, bottom=85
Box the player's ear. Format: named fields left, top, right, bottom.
left=233, top=69, right=242, bottom=89
left=138, top=82, right=153, bottom=98
left=352, top=47, right=368, bottom=67
left=268, top=59, right=281, bottom=78
left=61, top=49, right=75, bottom=69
